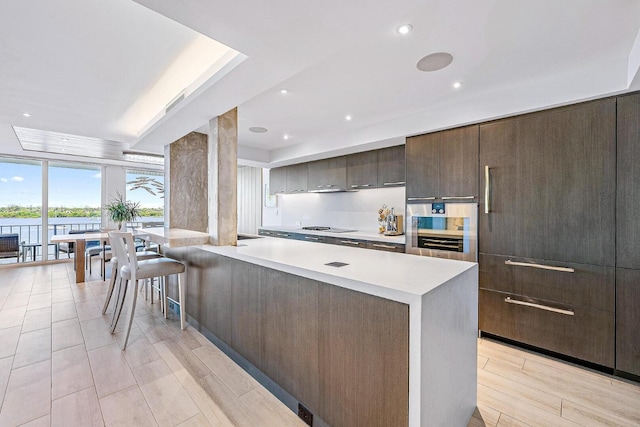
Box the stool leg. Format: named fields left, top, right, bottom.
left=102, top=263, right=118, bottom=315
left=178, top=272, right=186, bottom=330
left=120, top=279, right=140, bottom=350
left=111, top=277, right=128, bottom=333
left=163, top=276, right=168, bottom=319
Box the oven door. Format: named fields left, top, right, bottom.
left=406, top=203, right=478, bottom=262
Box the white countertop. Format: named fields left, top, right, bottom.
left=259, top=225, right=406, bottom=244
left=135, top=227, right=210, bottom=247
left=196, top=236, right=476, bottom=304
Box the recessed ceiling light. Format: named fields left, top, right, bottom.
left=280, top=89, right=289, bottom=94
left=22, top=113, right=32, bottom=117
left=397, top=24, right=413, bottom=35
left=283, top=134, right=290, bottom=140
left=345, top=115, right=352, bottom=121
left=249, top=127, right=268, bottom=133
left=416, top=52, right=454, bottom=72
left=453, top=82, right=462, bottom=89
left=62, top=138, right=69, bottom=141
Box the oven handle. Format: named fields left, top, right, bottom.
left=484, top=165, right=491, bottom=214
left=504, top=296, right=574, bottom=316
left=408, top=197, right=436, bottom=201
left=505, top=259, right=575, bottom=273
left=422, top=242, right=460, bottom=249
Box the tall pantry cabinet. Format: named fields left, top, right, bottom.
left=616, top=93, right=640, bottom=377
left=478, top=98, right=617, bottom=367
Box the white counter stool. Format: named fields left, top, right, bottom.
left=101, top=250, right=161, bottom=316
left=108, top=231, right=186, bottom=350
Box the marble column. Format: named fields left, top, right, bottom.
left=164, top=132, right=209, bottom=232
left=208, top=107, right=238, bottom=246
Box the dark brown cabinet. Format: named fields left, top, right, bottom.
left=479, top=99, right=616, bottom=266
left=616, top=268, right=640, bottom=376
left=478, top=98, right=616, bottom=368
left=406, top=125, right=478, bottom=201
left=286, top=163, right=308, bottom=193
left=308, top=156, right=347, bottom=191
left=616, top=93, right=640, bottom=377
left=406, top=133, right=439, bottom=200
left=269, top=167, right=287, bottom=195
left=377, top=145, right=405, bottom=187
left=347, top=151, right=378, bottom=189
left=617, top=93, right=640, bottom=269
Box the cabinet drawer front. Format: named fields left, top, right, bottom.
left=299, top=234, right=332, bottom=244
left=479, top=289, right=614, bottom=367
left=479, top=254, right=614, bottom=312
left=368, top=242, right=405, bottom=252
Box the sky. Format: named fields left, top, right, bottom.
left=0, top=160, right=163, bottom=208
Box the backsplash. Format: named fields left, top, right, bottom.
left=263, top=186, right=405, bottom=234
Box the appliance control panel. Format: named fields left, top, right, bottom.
left=431, top=203, right=445, bottom=214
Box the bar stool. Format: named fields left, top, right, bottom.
left=108, top=231, right=186, bottom=350
left=101, top=250, right=161, bottom=316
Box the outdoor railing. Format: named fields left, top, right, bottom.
left=0, top=220, right=164, bottom=263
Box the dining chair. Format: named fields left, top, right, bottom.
left=107, top=231, right=186, bottom=350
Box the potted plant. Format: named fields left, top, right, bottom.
left=105, top=191, right=141, bottom=230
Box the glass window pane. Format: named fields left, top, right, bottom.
left=0, top=158, right=42, bottom=264
left=48, top=162, right=101, bottom=261
left=126, top=169, right=164, bottom=227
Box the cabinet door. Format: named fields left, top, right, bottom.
left=269, top=167, right=287, bottom=195
left=617, top=93, right=640, bottom=269
left=307, top=157, right=347, bottom=191
left=406, top=134, right=439, bottom=200
left=616, top=268, right=640, bottom=376
left=347, top=151, right=378, bottom=189
left=480, top=99, right=616, bottom=265
left=377, top=145, right=405, bottom=187
left=286, top=163, right=308, bottom=193
left=438, top=125, right=478, bottom=199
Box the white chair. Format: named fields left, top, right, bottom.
left=108, top=231, right=186, bottom=350
left=102, top=249, right=161, bottom=316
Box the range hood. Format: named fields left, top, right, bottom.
left=308, top=188, right=356, bottom=193
left=307, top=185, right=357, bottom=193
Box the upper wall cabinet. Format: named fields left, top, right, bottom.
left=377, top=145, right=406, bottom=188
left=406, top=125, right=478, bottom=201
left=479, top=99, right=616, bottom=266
left=616, top=93, right=640, bottom=269
left=269, top=167, right=287, bottom=195
left=347, top=151, right=378, bottom=189
left=308, top=156, right=347, bottom=191
left=286, top=163, right=308, bottom=193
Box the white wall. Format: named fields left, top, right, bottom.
left=264, top=186, right=405, bottom=234
left=237, top=166, right=262, bottom=234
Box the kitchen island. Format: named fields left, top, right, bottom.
left=171, top=237, right=477, bottom=427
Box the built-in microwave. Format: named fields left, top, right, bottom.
left=406, top=203, right=478, bottom=262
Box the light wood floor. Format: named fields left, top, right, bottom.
left=0, top=262, right=306, bottom=427
left=1, top=262, right=639, bottom=427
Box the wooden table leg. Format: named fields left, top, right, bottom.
left=75, top=239, right=86, bottom=283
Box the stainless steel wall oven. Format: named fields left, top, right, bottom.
left=406, top=202, right=478, bottom=262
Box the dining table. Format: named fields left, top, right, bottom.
left=51, top=228, right=210, bottom=283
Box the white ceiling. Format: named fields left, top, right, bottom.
left=2, top=0, right=640, bottom=168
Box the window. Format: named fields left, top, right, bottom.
left=126, top=169, right=164, bottom=226
left=0, top=158, right=42, bottom=263
left=47, top=162, right=102, bottom=260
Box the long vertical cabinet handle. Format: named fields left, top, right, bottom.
left=484, top=165, right=491, bottom=214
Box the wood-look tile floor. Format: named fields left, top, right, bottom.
left=0, top=262, right=306, bottom=427
left=469, top=335, right=640, bottom=427
left=1, top=263, right=639, bottom=426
